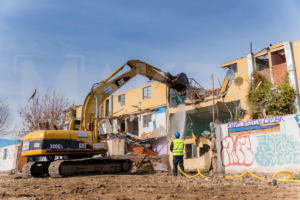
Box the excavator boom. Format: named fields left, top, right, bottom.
left=80, top=60, right=188, bottom=140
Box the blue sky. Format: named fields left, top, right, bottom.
left=0, top=0, right=300, bottom=137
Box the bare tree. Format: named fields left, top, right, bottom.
left=0, top=98, right=9, bottom=131
left=19, top=90, right=70, bottom=136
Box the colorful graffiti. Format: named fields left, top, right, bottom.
left=221, top=136, right=254, bottom=167
left=293, top=115, right=300, bottom=128
left=255, top=133, right=300, bottom=167
left=227, top=116, right=282, bottom=129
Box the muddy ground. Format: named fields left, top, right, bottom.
left=0, top=172, right=299, bottom=200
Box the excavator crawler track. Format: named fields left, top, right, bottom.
left=23, top=158, right=133, bottom=178
left=22, top=161, right=50, bottom=178
left=48, top=158, right=133, bottom=178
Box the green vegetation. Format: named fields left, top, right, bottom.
left=247, top=71, right=296, bottom=119
left=293, top=171, right=300, bottom=180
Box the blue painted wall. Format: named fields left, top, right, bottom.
left=0, top=138, right=20, bottom=147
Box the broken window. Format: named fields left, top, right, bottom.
left=271, top=49, right=286, bottom=66
left=120, top=120, right=126, bottom=132
left=118, top=94, right=125, bottom=106
left=231, top=63, right=237, bottom=72
left=255, top=54, right=269, bottom=71
left=105, top=99, right=110, bottom=117
left=74, top=119, right=81, bottom=130
left=224, top=63, right=238, bottom=73
left=143, top=114, right=152, bottom=128
left=127, top=116, right=139, bottom=136
left=71, top=110, right=76, bottom=118
left=143, top=86, right=151, bottom=99
left=185, top=144, right=197, bottom=159
left=3, top=148, right=8, bottom=160
left=199, top=144, right=210, bottom=156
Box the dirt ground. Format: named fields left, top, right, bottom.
left=0, top=172, right=299, bottom=200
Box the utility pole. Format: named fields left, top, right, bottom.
left=212, top=73, right=215, bottom=122
left=249, top=41, right=254, bottom=89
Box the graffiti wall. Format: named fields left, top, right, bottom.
left=216, top=115, right=300, bottom=173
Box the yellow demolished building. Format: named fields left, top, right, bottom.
left=64, top=40, right=300, bottom=171
left=168, top=40, right=300, bottom=171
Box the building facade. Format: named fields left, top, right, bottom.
left=64, top=81, right=170, bottom=157
left=99, top=81, right=169, bottom=139
left=0, top=144, right=21, bottom=172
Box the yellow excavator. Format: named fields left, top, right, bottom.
left=21, top=60, right=189, bottom=177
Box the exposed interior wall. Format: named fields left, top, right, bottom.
left=12, top=144, right=21, bottom=170
left=184, top=108, right=232, bottom=137
left=169, top=103, right=233, bottom=138
left=139, top=112, right=154, bottom=136
left=112, top=119, right=119, bottom=133
left=217, top=115, right=300, bottom=173
left=99, top=119, right=113, bottom=134
left=0, top=144, right=17, bottom=171
left=153, top=108, right=167, bottom=136
left=271, top=47, right=287, bottom=85
left=107, top=138, right=125, bottom=156
left=138, top=108, right=167, bottom=138
left=252, top=45, right=288, bottom=87
left=255, top=53, right=272, bottom=82
left=17, top=142, right=27, bottom=171
left=152, top=137, right=168, bottom=155
left=127, top=116, right=139, bottom=135
left=272, top=62, right=287, bottom=85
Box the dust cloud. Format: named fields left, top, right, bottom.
left=168, top=104, right=186, bottom=140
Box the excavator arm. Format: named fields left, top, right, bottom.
left=80, top=60, right=189, bottom=141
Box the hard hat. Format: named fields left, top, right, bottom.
left=174, top=132, right=180, bottom=138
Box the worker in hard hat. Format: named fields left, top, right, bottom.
left=170, top=132, right=184, bottom=176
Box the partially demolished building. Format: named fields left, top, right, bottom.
left=168, top=40, right=300, bottom=171
left=64, top=81, right=170, bottom=160
left=63, top=40, right=300, bottom=172
left=100, top=81, right=169, bottom=157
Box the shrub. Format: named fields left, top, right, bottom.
left=247, top=72, right=295, bottom=118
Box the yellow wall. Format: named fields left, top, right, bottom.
left=223, top=57, right=251, bottom=119
left=64, top=105, right=82, bottom=122
left=76, top=106, right=82, bottom=119
left=112, top=81, right=168, bottom=116
left=292, top=40, right=300, bottom=94
left=67, top=82, right=167, bottom=119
